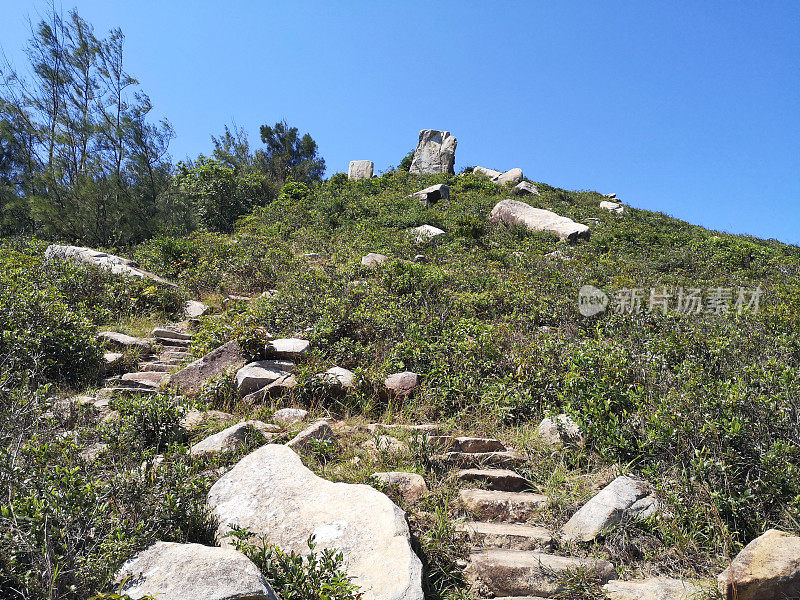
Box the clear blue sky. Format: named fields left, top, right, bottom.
left=2, top=1, right=799, bottom=243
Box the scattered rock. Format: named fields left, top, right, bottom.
left=409, top=129, right=457, bottom=175
left=184, top=300, right=209, bottom=319
left=600, top=200, right=625, bottom=214
left=537, top=414, right=584, bottom=447
left=718, top=529, right=800, bottom=600
left=115, top=541, right=277, bottom=600
left=372, top=471, right=428, bottom=504
left=412, top=254, right=428, bottom=263
left=363, top=435, right=410, bottom=455
left=384, top=371, right=419, bottom=397
left=513, top=181, right=540, bottom=196
left=604, top=577, right=704, bottom=600
left=410, top=183, right=450, bottom=206
left=460, top=489, right=549, bottom=522
left=361, top=253, right=389, bottom=269
left=79, top=442, right=108, bottom=463
left=472, top=166, right=503, bottom=179
left=190, top=421, right=278, bottom=456
left=349, top=160, right=374, bottom=180
left=235, top=360, right=295, bottom=396
left=320, top=366, right=355, bottom=390
left=492, top=168, right=523, bottom=186
left=272, top=407, right=308, bottom=426
left=207, top=444, right=424, bottom=600
left=491, top=199, right=590, bottom=242
left=180, top=409, right=236, bottom=432
left=465, top=549, right=614, bottom=598
left=456, top=521, right=552, bottom=551
left=101, top=352, right=124, bottom=374
left=265, top=338, right=310, bottom=360
left=560, top=475, right=650, bottom=542
left=242, top=373, right=298, bottom=402
left=410, top=224, right=447, bottom=246
left=45, top=244, right=176, bottom=287
left=170, top=341, right=247, bottom=396
left=98, top=331, right=152, bottom=352
left=286, top=420, right=336, bottom=452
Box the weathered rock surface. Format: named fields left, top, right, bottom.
left=207, top=444, right=424, bottom=600
left=384, top=371, right=419, bottom=397
left=435, top=450, right=526, bottom=469
left=492, top=168, right=523, bottom=186
left=321, top=366, right=356, bottom=390
left=455, top=437, right=506, bottom=453
left=190, top=421, right=278, bottom=456
left=242, top=373, right=298, bottom=402
left=272, top=407, right=308, bottom=426
left=457, top=468, right=527, bottom=492
left=152, top=327, right=192, bottom=342
left=99, top=331, right=152, bottom=352
left=410, top=183, right=450, bottom=205
left=102, top=352, right=124, bottom=374
left=265, top=338, right=310, bottom=359
left=120, top=371, right=168, bottom=388
left=472, top=166, right=502, bottom=179
left=490, top=199, right=590, bottom=242
left=600, top=200, right=625, bottom=214
left=537, top=414, right=584, bottom=447
left=363, top=435, right=409, bottom=455
left=460, top=489, right=549, bottom=522
left=361, top=253, right=389, bottom=269
left=180, top=409, right=236, bottom=432
left=513, top=181, right=540, bottom=196
left=410, top=224, right=447, bottom=246
left=409, top=129, right=457, bottom=175
left=115, top=541, right=276, bottom=600
left=45, top=244, right=176, bottom=287
left=349, top=160, right=374, bottom=180
left=286, top=420, right=336, bottom=452
left=235, top=360, right=295, bottom=396
left=456, top=521, right=552, bottom=550
left=367, top=423, right=440, bottom=435
left=184, top=300, right=209, bottom=319
left=170, top=341, right=247, bottom=396
left=717, top=529, right=800, bottom=600
left=561, top=475, right=650, bottom=542
left=465, top=549, right=614, bottom=597
left=604, top=577, right=704, bottom=600
left=372, top=471, right=428, bottom=504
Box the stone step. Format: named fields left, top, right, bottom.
left=366, top=423, right=440, bottom=435
left=454, top=436, right=507, bottom=453
left=456, top=521, right=552, bottom=551
left=435, top=450, right=526, bottom=469
left=99, top=386, right=157, bottom=396
left=464, top=549, right=615, bottom=598
left=460, top=489, right=548, bottom=522
left=152, top=327, right=193, bottom=342
left=98, top=331, right=152, bottom=352
left=120, top=371, right=169, bottom=386
left=457, top=468, right=528, bottom=492
left=156, top=337, right=191, bottom=348
left=139, top=362, right=179, bottom=372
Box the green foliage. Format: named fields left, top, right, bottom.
left=258, top=120, right=326, bottom=186
left=226, top=528, right=362, bottom=600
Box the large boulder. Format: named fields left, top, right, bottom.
left=265, top=338, right=310, bottom=360
left=492, top=168, right=523, bottom=186
left=410, top=183, right=450, bottom=206
left=349, top=160, right=374, bottom=180
left=410, top=225, right=446, bottom=246
left=190, top=421, right=278, bottom=456
left=490, top=199, right=590, bottom=242
left=115, top=541, right=277, bottom=600
left=45, top=244, right=177, bottom=287
left=718, top=529, right=800, bottom=600
left=207, top=444, right=424, bottom=600
left=513, top=181, right=540, bottom=196
left=600, top=200, right=625, bottom=214
left=235, top=360, right=295, bottom=396
left=384, top=371, right=419, bottom=397
left=472, top=166, right=502, bottom=179
left=170, top=341, right=247, bottom=396
left=409, top=130, right=457, bottom=175
left=560, top=475, right=650, bottom=542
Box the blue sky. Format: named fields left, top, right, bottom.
left=2, top=1, right=799, bottom=243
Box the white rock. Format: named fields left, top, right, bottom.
left=286, top=420, right=336, bottom=452
left=561, top=475, right=650, bottom=542
left=718, top=529, right=800, bottom=600
left=321, top=366, right=356, bottom=390
left=45, top=244, right=176, bottom=287
left=372, top=472, right=428, bottom=504
left=410, top=224, right=446, bottom=246
left=361, top=253, right=389, bottom=269
left=272, top=407, right=309, bottom=426
left=490, top=199, right=590, bottom=242
left=235, top=360, right=295, bottom=396
left=514, top=181, right=540, bottom=196
left=207, top=444, right=424, bottom=600
left=409, top=129, right=457, bottom=175
left=492, top=168, right=523, bottom=186
left=537, top=414, right=584, bottom=447
left=472, top=166, right=502, bottom=179
left=266, top=338, right=310, bottom=359
left=184, top=300, right=209, bottom=319
left=410, top=183, right=450, bottom=205
left=362, top=435, right=410, bottom=455
left=600, top=200, right=625, bottom=214
left=98, top=331, right=152, bottom=352
left=190, top=421, right=277, bottom=456
left=384, top=371, right=419, bottom=396
left=115, top=541, right=276, bottom=600
left=349, top=160, right=374, bottom=180
left=604, top=577, right=704, bottom=600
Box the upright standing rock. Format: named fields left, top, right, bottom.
left=409, top=130, right=457, bottom=175
left=349, top=160, right=374, bottom=180
left=207, top=444, right=424, bottom=600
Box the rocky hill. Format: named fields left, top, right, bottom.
left=2, top=130, right=800, bottom=600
